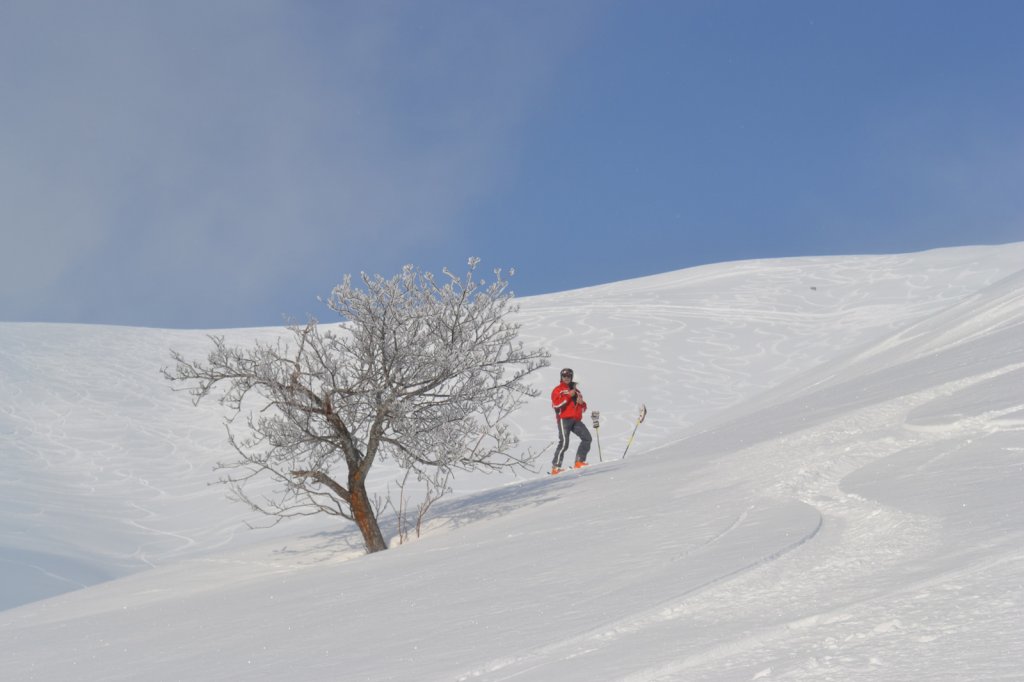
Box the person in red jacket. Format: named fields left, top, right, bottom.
left=550, top=367, right=592, bottom=474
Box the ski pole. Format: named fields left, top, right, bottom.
left=621, top=404, right=647, bottom=459
left=591, top=410, right=603, bottom=462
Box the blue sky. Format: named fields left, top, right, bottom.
left=2, top=1, right=1022, bottom=329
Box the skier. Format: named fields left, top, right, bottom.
left=550, top=368, right=592, bottom=474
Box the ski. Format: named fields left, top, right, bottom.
left=590, top=410, right=603, bottom=462
left=621, top=404, right=647, bottom=459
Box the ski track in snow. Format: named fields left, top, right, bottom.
left=615, top=364, right=1024, bottom=681
left=457, top=336, right=1024, bottom=680
left=515, top=250, right=1017, bottom=452
left=459, top=508, right=825, bottom=681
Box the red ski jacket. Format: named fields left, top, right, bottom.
left=551, top=382, right=587, bottom=420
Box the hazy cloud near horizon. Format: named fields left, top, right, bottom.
left=0, top=2, right=589, bottom=328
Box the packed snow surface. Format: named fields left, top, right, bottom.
left=2, top=244, right=1023, bottom=680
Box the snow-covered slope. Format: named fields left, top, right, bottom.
left=1, top=243, right=1023, bottom=680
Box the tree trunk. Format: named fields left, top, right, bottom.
left=349, top=474, right=388, bottom=553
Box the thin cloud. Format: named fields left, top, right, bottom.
left=0, top=1, right=596, bottom=328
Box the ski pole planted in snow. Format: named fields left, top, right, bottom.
left=591, top=410, right=603, bottom=462
left=621, top=404, right=647, bottom=459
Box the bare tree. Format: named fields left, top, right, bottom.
left=164, top=259, right=549, bottom=553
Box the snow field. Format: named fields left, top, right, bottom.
left=1, top=242, right=1023, bottom=680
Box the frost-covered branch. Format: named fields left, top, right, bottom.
left=164, top=258, right=549, bottom=554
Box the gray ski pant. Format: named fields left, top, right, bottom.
left=553, top=417, right=592, bottom=468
